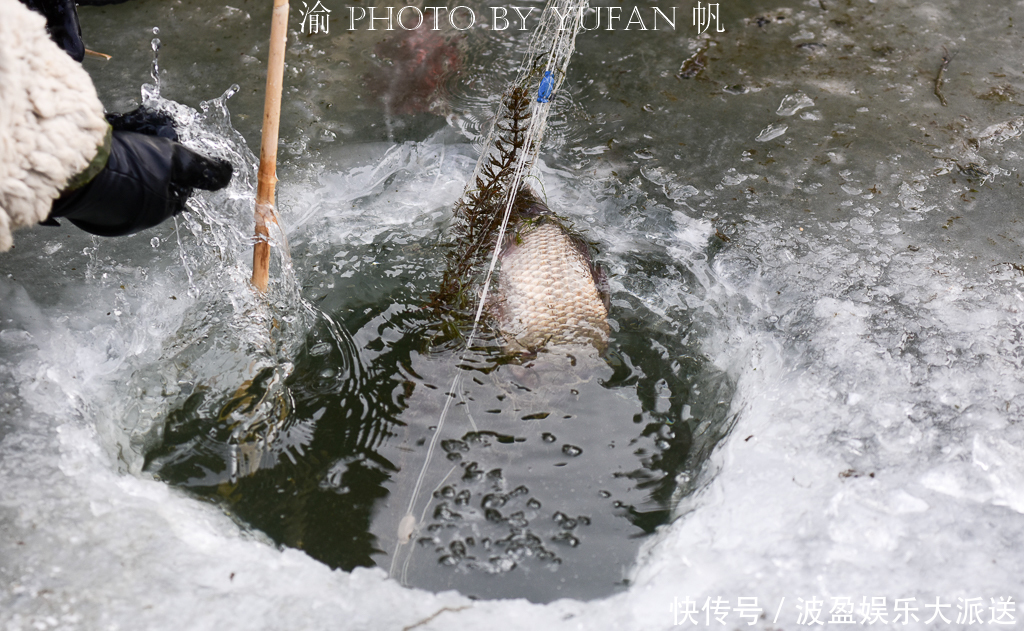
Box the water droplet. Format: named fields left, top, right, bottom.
left=634, top=149, right=654, bottom=160
left=526, top=498, right=542, bottom=509
left=441, top=439, right=469, bottom=453
left=541, top=432, right=557, bottom=443
left=432, top=502, right=461, bottom=521
left=561, top=444, right=583, bottom=457
left=152, top=27, right=160, bottom=35
left=481, top=493, right=508, bottom=509
left=150, top=237, right=160, bottom=248
left=146, top=38, right=162, bottom=100
left=434, top=485, right=456, bottom=499
left=449, top=540, right=467, bottom=558
left=551, top=532, right=580, bottom=547
left=462, top=462, right=483, bottom=483
left=507, top=511, right=528, bottom=528
left=535, top=548, right=555, bottom=563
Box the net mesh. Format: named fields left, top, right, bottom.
left=391, top=0, right=591, bottom=580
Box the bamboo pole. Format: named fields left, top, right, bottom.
left=251, top=0, right=290, bottom=293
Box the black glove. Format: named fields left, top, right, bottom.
left=106, top=108, right=180, bottom=140
left=19, top=0, right=84, bottom=62
left=49, top=131, right=233, bottom=237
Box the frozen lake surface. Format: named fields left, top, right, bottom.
left=3, top=0, right=1024, bottom=628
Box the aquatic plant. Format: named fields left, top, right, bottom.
left=430, top=85, right=538, bottom=313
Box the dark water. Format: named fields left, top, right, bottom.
left=76, top=0, right=741, bottom=603
left=143, top=226, right=733, bottom=602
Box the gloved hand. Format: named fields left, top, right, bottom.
left=49, top=130, right=233, bottom=237
left=105, top=108, right=180, bottom=140
left=18, top=0, right=84, bottom=61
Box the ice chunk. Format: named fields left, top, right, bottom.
left=755, top=124, right=788, bottom=142
left=776, top=92, right=815, bottom=116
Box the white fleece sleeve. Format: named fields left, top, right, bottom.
left=0, top=0, right=108, bottom=251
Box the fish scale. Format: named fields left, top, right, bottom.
left=495, top=221, right=609, bottom=351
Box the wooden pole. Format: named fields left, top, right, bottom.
left=251, top=0, right=290, bottom=293
left=84, top=49, right=112, bottom=61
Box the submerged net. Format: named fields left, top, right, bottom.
left=392, top=0, right=591, bottom=580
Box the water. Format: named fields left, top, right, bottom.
left=4, top=0, right=1024, bottom=628
left=136, top=87, right=721, bottom=601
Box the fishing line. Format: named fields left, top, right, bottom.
left=390, top=0, right=589, bottom=577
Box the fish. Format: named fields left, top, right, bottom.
left=432, top=86, right=610, bottom=353
left=492, top=200, right=609, bottom=352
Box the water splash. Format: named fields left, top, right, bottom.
left=141, top=36, right=162, bottom=102
left=106, top=68, right=315, bottom=472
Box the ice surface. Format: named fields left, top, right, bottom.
left=5, top=0, right=1024, bottom=629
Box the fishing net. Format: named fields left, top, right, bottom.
left=468, top=0, right=589, bottom=202
left=433, top=0, right=590, bottom=321
left=392, top=0, right=591, bottom=578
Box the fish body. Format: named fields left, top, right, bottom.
left=494, top=218, right=609, bottom=351
left=432, top=85, right=610, bottom=352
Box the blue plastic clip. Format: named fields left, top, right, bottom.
left=537, top=71, right=554, bottom=103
